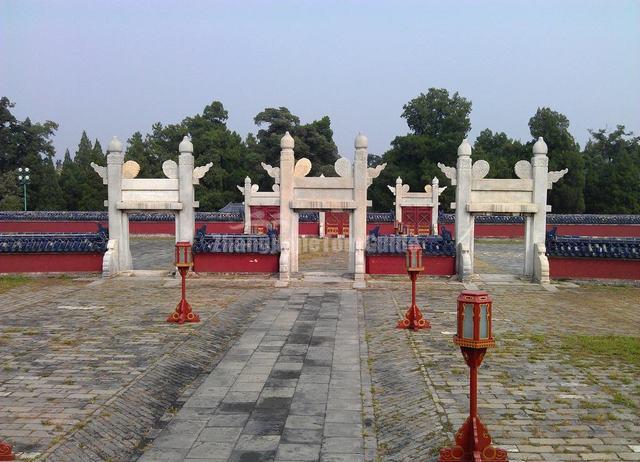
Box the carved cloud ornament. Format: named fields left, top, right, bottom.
left=162, top=160, right=178, bottom=179
left=122, top=160, right=141, bottom=179
left=334, top=158, right=352, bottom=177
left=294, top=158, right=312, bottom=177
left=261, top=162, right=280, bottom=184
left=193, top=162, right=213, bottom=183
left=90, top=162, right=107, bottom=184
left=366, top=163, right=387, bottom=186
left=437, top=163, right=457, bottom=185
left=472, top=160, right=490, bottom=179
left=514, top=160, right=532, bottom=179
left=547, top=169, right=569, bottom=188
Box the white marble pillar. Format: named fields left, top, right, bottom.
left=431, top=177, right=440, bottom=235
left=242, top=176, right=252, bottom=234
left=106, top=137, right=128, bottom=272
left=394, top=177, right=403, bottom=222
left=319, top=211, right=325, bottom=238
left=352, top=133, right=368, bottom=286
left=278, top=132, right=295, bottom=284
left=177, top=136, right=195, bottom=244
left=455, top=139, right=474, bottom=280
left=531, top=137, right=550, bottom=283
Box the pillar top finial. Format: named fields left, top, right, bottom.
left=457, top=138, right=472, bottom=157
left=396, top=176, right=402, bottom=184
left=432, top=176, right=439, bottom=184
left=533, top=136, right=548, bottom=156
left=281, top=131, right=294, bottom=149
left=107, top=136, right=122, bottom=153
left=179, top=135, right=193, bottom=154
left=355, top=132, right=368, bottom=149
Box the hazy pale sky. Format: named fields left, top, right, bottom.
left=2, top=0, right=639, bottom=160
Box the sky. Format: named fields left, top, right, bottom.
left=1, top=0, right=639, bottom=161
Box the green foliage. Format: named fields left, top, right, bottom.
left=472, top=129, right=528, bottom=179
left=583, top=126, right=640, bottom=213
left=1, top=93, right=639, bottom=215
left=528, top=107, right=585, bottom=213
left=253, top=107, right=339, bottom=179
left=0, top=97, right=65, bottom=210
left=369, top=88, right=473, bottom=211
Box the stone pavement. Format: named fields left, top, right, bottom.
left=1, top=240, right=639, bottom=462
left=139, top=287, right=371, bottom=462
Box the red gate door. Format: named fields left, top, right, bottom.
left=325, top=211, right=349, bottom=237
left=250, top=206, right=280, bottom=234
left=401, top=207, right=432, bottom=235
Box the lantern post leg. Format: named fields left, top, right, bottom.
left=167, top=267, right=200, bottom=324
left=439, top=348, right=508, bottom=461
left=0, top=440, right=15, bottom=461
left=397, top=271, right=431, bottom=330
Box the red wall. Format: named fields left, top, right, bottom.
left=299, top=222, right=320, bottom=236
left=367, top=222, right=395, bottom=235
left=3, top=220, right=639, bottom=238
left=439, top=223, right=640, bottom=238
left=0, top=253, right=103, bottom=273
left=0, top=221, right=108, bottom=233
left=366, top=255, right=455, bottom=275
left=549, top=258, right=640, bottom=280
left=193, top=253, right=279, bottom=273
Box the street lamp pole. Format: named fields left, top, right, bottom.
left=17, top=167, right=31, bottom=211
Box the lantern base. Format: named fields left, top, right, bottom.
left=167, top=299, right=200, bottom=324
left=397, top=304, right=431, bottom=330
left=439, top=416, right=508, bottom=462
left=0, top=440, right=15, bottom=461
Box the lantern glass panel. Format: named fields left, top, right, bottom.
left=463, top=303, right=474, bottom=339
left=479, top=304, right=488, bottom=339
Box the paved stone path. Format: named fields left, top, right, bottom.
left=474, top=239, right=525, bottom=276
left=139, top=288, right=370, bottom=462
left=131, top=237, right=175, bottom=271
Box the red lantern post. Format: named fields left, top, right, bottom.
left=397, top=243, right=431, bottom=330
left=167, top=242, right=200, bottom=324
left=439, top=290, right=508, bottom=462
left=0, top=440, right=14, bottom=461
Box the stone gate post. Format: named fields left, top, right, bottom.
left=455, top=139, right=473, bottom=280
left=242, top=176, right=252, bottom=234
left=106, top=137, right=131, bottom=272
left=394, top=177, right=403, bottom=221
left=177, top=136, right=195, bottom=244
left=531, top=137, right=550, bottom=283
left=278, top=132, right=295, bottom=284
left=353, top=133, right=368, bottom=287
left=431, top=176, right=440, bottom=235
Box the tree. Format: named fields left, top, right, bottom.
left=473, top=129, right=528, bottom=179
left=59, top=149, right=82, bottom=210
left=583, top=126, right=640, bottom=213
left=401, top=88, right=472, bottom=140
left=368, top=88, right=473, bottom=212
left=252, top=107, right=339, bottom=178
left=0, top=98, right=65, bottom=210
left=528, top=108, right=585, bottom=213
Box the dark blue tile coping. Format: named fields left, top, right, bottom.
left=546, top=227, right=640, bottom=259
left=192, top=227, right=279, bottom=255
left=1, top=211, right=638, bottom=225
left=0, top=226, right=108, bottom=253
left=366, top=230, right=455, bottom=257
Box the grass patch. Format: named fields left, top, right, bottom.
left=611, top=392, right=637, bottom=409
left=0, top=275, right=35, bottom=293
left=560, top=335, right=640, bottom=367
